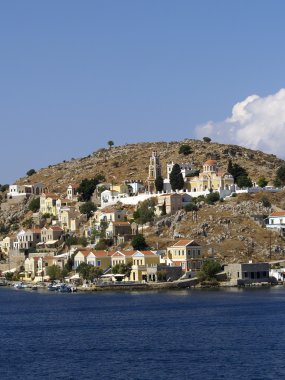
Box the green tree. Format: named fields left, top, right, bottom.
left=276, top=165, right=285, bottom=186
left=261, top=196, right=271, bottom=208
left=184, top=202, right=198, bottom=212
left=133, top=199, right=155, bottom=224
left=79, top=201, right=97, bottom=219
left=205, top=192, right=220, bottom=205
left=203, top=137, right=211, bottom=143
left=199, top=260, right=221, bottom=280
left=77, top=175, right=105, bottom=202
left=257, top=176, right=268, bottom=188
left=26, top=169, right=36, bottom=176
left=169, top=164, right=184, bottom=191
left=155, top=175, right=164, bottom=192
left=179, top=144, right=192, bottom=156
left=46, top=265, right=63, bottom=281
left=29, top=197, right=40, bottom=212
left=131, top=234, right=148, bottom=250
left=236, top=175, right=253, bottom=188
left=107, top=140, right=114, bottom=149
left=112, top=262, right=132, bottom=278
left=161, top=200, right=166, bottom=215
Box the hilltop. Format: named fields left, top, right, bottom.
left=16, top=139, right=284, bottom=194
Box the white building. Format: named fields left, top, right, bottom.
left=266, top=211, right=285, bottom=234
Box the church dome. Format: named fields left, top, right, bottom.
left=204, top=159, right=217, bottom=165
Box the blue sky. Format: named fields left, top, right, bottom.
left=1, top=0, right=285, bottom=183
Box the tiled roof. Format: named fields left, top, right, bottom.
left=204, top=159, right=217, bottom=165
left=171, top=239, right=200, bottom=247
left=270, top=211, right=285, bottom=216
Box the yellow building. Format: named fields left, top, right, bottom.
left=111, top=250, right=134, bottom=266
left=187, top=160, right=234, bottom=192
left=167, top=239, right=203, bottom=272
left=40, top=193, right=58, bottom=216
left=130, top=250, right=160, bottom=282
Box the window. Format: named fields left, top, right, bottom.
left=257, top=272, right=260, bottom=279
left=237, top=272, right=239, bottom=278
left=244, top=272, right=248, bottom=278
left=97, top=260, right=101, bottom=266
left=251, top=272, right=255, bottom=279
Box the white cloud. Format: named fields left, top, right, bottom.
left=195, top=88, right=285, bottom=158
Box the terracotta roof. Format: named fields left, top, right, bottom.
left=49, top=226, right=64, bottom=231
left=204, top=160, right=217, bottom=165
left=171, top=239, right=200, bottom=247
left=42, top=193, right=59, bottom=199
left=270, top=211, right=285, bottom=216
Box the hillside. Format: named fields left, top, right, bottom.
left=2, top=139, right=285, bottom=265
left=16, top=139, right=284, bottom=194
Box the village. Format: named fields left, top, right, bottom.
left=0, top=149, right=285, bottom=290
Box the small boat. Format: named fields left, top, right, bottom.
left=14, top=282, right=28, bottom=289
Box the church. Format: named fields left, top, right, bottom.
left=187, top=159, right=234, bottom=192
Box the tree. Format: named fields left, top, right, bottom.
left=46, top=265, right=63, bottom=281
left=133, top=199, right=155, bottom=224
left=131, top=234, right=148, bottom=250
left=179, top=144, right=192, bottom=156
left=236, top=175, right=253, bottom=188
left=276, top=165, right=285, bottom=186
left=77, top=175, right=105, bottom=201
left=203, top=137, right=211, bottom=143
left=227, top=159, right=233, bottom=174
left=257, top=176, right=268, bottom=188
left=199, top=260, right=221, bottom=280
left=107, top=140, right=114, bottom=149
left=169, top=164, right=184, bottom=191
left=112, top=262, right=132, bottom=278
left=26, top=169, right=36, bottom=176
left=161, top=200, right=166, bottom=215
left=79, top=201, right=97, bottom=219
left=184, top=203, right=198, bottom=212
left=205, top=192, right=220, bottom=205
left=155, top=175, right=164, bottom=192
left=29, top=197, right=40, bottom=212
left=261, top=196, right=271, bottom=208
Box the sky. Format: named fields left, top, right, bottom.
left=1, top=0, right=285, bottom=184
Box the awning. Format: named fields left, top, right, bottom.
left=45, top=240, right=58, bottom=245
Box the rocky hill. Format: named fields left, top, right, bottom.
left=16, top=139, right=284, bottom=194
left=2, top=139, right=285, bottom=264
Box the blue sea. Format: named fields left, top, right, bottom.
left=1, top=286, right=285, bottom=380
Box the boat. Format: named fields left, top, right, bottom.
left=14, top=282, right=28, bottom=289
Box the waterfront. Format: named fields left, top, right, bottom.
left=1, top=287, right=285, bottom=380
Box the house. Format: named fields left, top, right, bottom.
left=40, top=193, right=59, bottom=216
left=7, top=183, right=44, bottom=198
left=225, top=262, right=270, bottom=285
left=266, top=211, right=285, bottom=234
left=14, top=228, right=42, bottom=250
left=105, top=221, right=135, bottom=245
left=90, top=208, right=126, bottom=228
left=155, top=193, right=183, bottom=216
left=58, top=206, right=80, bottom=231
left=100, top=189, right=129, bottom=206
left=130, top=250, right=160, bottom=282
left=187, top=160, right=234, bottom=192
left=0, top=236, right=16, bottom=254
left=41, top=226, right=64, bottom=243
left=124, top=180, right=145, bottom=195
left=73, top=248, right=112, bottom=271
left=167, top=239, right=203, bottom=272
left=111, top=250, right=135, bottom=267
left=86, top=250, right=113, bottom=270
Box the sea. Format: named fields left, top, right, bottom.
left=1, top=286, right=285, bottom=380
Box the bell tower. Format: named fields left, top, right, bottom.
left=147, top=151, right=161, bottom=192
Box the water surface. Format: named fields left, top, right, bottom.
left=0, top=286, right=284, bottom=380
